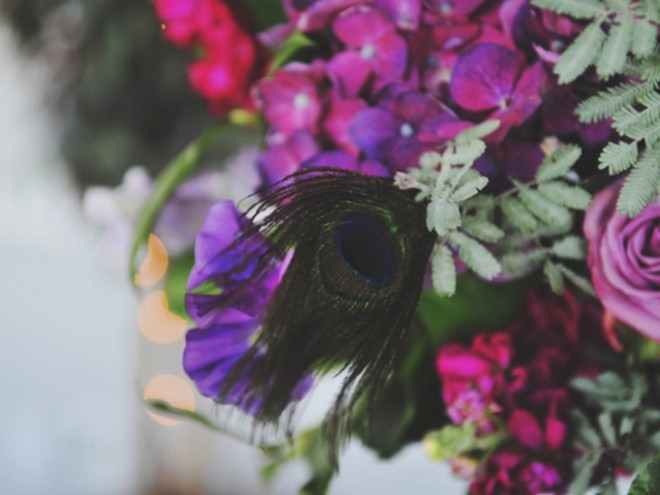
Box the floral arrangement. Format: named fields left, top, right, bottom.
left=125, top=0, right=660, bottom=493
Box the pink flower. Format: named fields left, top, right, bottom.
left=584, top=180, right=660, bottom=340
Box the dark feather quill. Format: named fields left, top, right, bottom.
left=219, top=167, right=436, bottom=457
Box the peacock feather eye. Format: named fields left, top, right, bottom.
left=217, top=167, right=436, bottom=454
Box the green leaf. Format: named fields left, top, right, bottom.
left=442, top=139, right=486, bottom=166
left=557, top=264, right=597, bottom=296
left=455, top=119, right=501, bottom=142
left=452, top=176, right=489, bottom=202
left=538, top=182, right=592, bottom=210
left=551, top=235, right=587, bottom=260
left=598, top=140, right=639, bottom=174
left=544, top=260, right=565, bottom=293
left=570, top=453, right=600, bottom=495
left=628, top=455, right=660, bottom=495
left=428, top=199, right=461, bottom=236
left=500, top=248, right=547, bottom=277
left=554, top=21, right=606, bottom=83
left=536, top=144, right=582, bottom=181
left=617, top=148, right=660, bottom=217
left=598, top=413, right=617, bottom=446
left=449, top=231, right=501, bottom=280
left=531, top=0, right=608, bottom=19
left=631, top=17, right=658, bottom=59
left=501, top=196, right=539, bottom=231
left=461, top=218, right=505, bottom=242
left=164, top=252, right=195, bottom=318
left=432, top=244, right=457, bottom=296
left=518, top=185, right=573, bottom=226
left=596, top=11, right=633, bottom=78
left=613, top=92, right=660, bottom=138
left=577, top=82, right=654, bottom=123
left=129, top=125, right=225, bottom=279
left=268, top=31, right=316, bottom=76
left=424, top=423, right=478, bottom=461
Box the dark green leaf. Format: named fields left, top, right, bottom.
left=628, top=455, right=660, bottom=495
left=268, top=31, right=316, bottom=75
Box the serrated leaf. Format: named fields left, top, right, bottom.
left=577, top=82, right=654, bottom=123
left=598, top=413, right=617, bottom=446
left=536, top=144, right=582, bottom=181
left=531, top=0, right=608, bottom=19
left=631, top=18, right=658, bottom=59
left=620, top=416, right=635, bottom=436
left=555, top=21, right=606, bottom=83
left=500, top=196, right=539, bottom=231
left=617, top=148, right=660, bottom=217
left=500, top=248, right=547, bottom=277
left=129, top=124, right=225, bottom=279
left=551, top=235, right=587, bottom=260
left=455, top=120, right=501, bottom=142
left=432, top=244, right=457, bottom=296
left=518, top=186, right=573, bottom=226
left=557, top=264, right=597, bottom=296
left=449, top=231, right=502, bottom=280
left=452, top=176, right=489, bottom=202
left=544, top=260, right=565, bottom=293
left=597, top=11, right=633, bottom=78
left=538, top=182, right=592, bottom=210
left=420, top=151, right=442, bottom=169
left=570, top=453, right=600, bottom=495
left=461, top=218, right=505, bottom=242
left=629, top=455, right=660, bottom=495
left=442, top=140, right=486, bottom=166
left=599, top=140, right=639, bottom=174
left=428, top=199, right=462, bottom=236
left=613, top=94, right=660, bottom=139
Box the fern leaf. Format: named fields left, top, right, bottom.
left=531, top=0, right=608, bottom=19
left=538, top=182, right=592, bottom=210
left=432, top=244, right=457, bottom=296
left=596, top=11, right=633, bottom=78
left=557, top=264, right=597, bottom=296
left=617, top=147, right=660, bottom=216
left=551, top=235, right=587, bottom=260
left=577, top=82, right=654, bottom=123
left=544, top=260, right=565, bottom=294
left=501, top=197, right=538, bottom=231
left=645, top=118, right=660, bottom=145
left=461, top=218, right=505, bottom=242
left=518, top=186, right=573, bottom=226
left=536, top=144, right=582, bottom=181
left=501, top=249, right=547, bottom=277
left=631, top=17, right=659, bottom=59
left=448, top=231, right=501, bottom=280
left=613, top=94, right=660, bottom=139
left=598, top=140, right=639, bottom=174
left=555, top=21, right=606, bottom=84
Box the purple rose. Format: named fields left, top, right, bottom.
left=584, top=181, right=660, bottom=340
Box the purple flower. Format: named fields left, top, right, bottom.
left=584, top=181, right=660, bottom=340
left=350, top=89, right=467, bottom=170
left=426, top=0, right=489, bottom=19
left=374, top=0, right=421, bottom=31
left=183, top=201, right=311, bottom=409
left=331, top=6, right=409, bottom=87
left=259, top=130, right=319, bottom=185
left=285, top=0, right=367, bottom=32
left=322, top=93, right=367, bottom=153
left=302, top=150, right=389, bottom=176
left=449, top=43, right=543, bottom=142
left=254, top=63, right=324, bottom=137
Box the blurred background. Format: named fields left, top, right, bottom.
left=0, top=2, right=467, bottom=494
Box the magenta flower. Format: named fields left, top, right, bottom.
left=426, top=0, right=489, bottom=19
left=449, top=43, right=543, bottom=142
left=153, top=0, right=198, bottom=47
left=375, top=0, right=421, bottom=31
left=284, top=0, right=367, bottom=32
left=184, top=201, right=312, bottom=410
left=584, top=181, right=660, bottom=340
left=254, top=63, right=324, bottom=136
left=331, top=6, right=409, bottom=87
left=302, top=150, right=389, bottom=176
left=322, top=93, right=367, bottom=153
left=350, top=89, right=467, bottom=170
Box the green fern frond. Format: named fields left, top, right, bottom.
left=577, top=82, right=655, bottom=123
left=613, top=91, right=660, bottom=139
left=518, top=185, right=573, bottom=226
left=535, top=144, right=582, bottom=181
left=537, top=182, right=592, bottom=210
left=617, top=146, right=660, bottom=216
left=631, top=17, right=658, bottom=59
left=531, top=0, right=608, bottom=19
left=598, top=140, right=639, bottom=174
left=596, top=11, right=633, bottom=78
left=554, top=21, right=606, bottom=83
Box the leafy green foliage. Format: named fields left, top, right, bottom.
left=268, top=31, right=317, bottom=76
left=567, top=368, right=660, bottom=494
left=629, top=455, right=660, bottom=495
left=536, top=0, right=660, bottom=217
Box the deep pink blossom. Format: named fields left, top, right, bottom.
left=259, top=130, right=319, bottom=184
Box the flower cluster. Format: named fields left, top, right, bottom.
left=152, top=0, right=267, bottom=114
left=254, top=0, right=606, bottom=188
left=436, top=290, right=608, bottom=494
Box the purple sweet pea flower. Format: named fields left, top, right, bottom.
left=350, top=89, right=468, bottom=170
left=584, top=181, right=660, bottom=341
left=449, top=43, right=543, bottom=142
left=183, top=201, right=312, bottom=409
left=332, top=6, right=409, bottom=87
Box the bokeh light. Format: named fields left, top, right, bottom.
left=143, top=374, right=196, bottom=426
left=134, top=234, right=169, bottom=287
left=137, top=290, right=188, bottom=344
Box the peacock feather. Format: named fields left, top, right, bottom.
left=217, top=167, right=436, bottom=456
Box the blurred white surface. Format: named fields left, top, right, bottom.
left=0, top=20, right=469, bottom=495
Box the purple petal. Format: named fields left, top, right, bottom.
left=349, top=107, right=398, bottom=158
left=327, top=51, right=371, bottom=97
left=450, top=43, right=522, bottom=112
left=259, top=131, right=319, bottom=184
left=333, top=6, right=395, bottom=47
left=371, top=31, right=410, bottom=81
left=302, top=150, right=360, bottom=170
left=375, top=0, right=421, bottom=30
